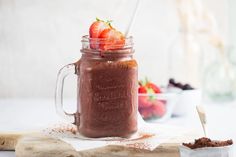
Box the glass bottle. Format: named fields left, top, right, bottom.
left=168, top=29, right=203, bottom=88
left=203, top=47, right=236, bottom=102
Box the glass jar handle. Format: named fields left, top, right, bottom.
left=55, top=63, right=77, bottom=123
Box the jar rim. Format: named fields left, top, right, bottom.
left=81, top=35, right=133, bottom=42
left=81, top=35, right=134, bottom=52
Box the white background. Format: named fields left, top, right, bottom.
left=0, top=0, right=231, bottom=99
left=0, top=1, right=235, bottom=156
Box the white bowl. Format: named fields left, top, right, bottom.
left=138, top=93, right=178, bottom=122
left=172, top=89, right=202, bottom=116
left=179, top=145, right=234, bottom=157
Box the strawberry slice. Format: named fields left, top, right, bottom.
left=146, top=83, right=161, bottom=93
left=89, top=19, right=110, bottom=49
left=89, top=19, right=110, bottom=38
left=98, top=28, right=125, bottom=50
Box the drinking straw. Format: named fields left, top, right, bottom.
left=124, top=0, right=142, bottom=37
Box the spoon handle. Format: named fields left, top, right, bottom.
left=196, top=105, right=207, bottom=137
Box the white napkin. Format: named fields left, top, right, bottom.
left=43, top=114, right=189, bottom=151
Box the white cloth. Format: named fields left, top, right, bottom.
left=42, top=114, right=190, bottom=151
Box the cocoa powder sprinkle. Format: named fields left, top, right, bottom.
left=183, top=137, right=233, bottom=149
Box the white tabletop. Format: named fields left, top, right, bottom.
left=0, top=99, right=236, bottom=157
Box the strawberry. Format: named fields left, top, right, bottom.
left=138, top=86, right=147, bottom=93
left=139, top=78, right=161, bottom=94
left=146, top=83, right=161, bottom=93
left=89, top=18, right=110, bottom=49
left=89, top=19, right=110, bottom=38
left=151, top=100, right=166, bottom=117
left=98, top=28, right=125, bottom=50
left=138, top=96, right=152, bottom=108
left=139, top=108, right=153, bottom=119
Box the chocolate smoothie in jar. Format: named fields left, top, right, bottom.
left=55, top=20, right=138, bottom=138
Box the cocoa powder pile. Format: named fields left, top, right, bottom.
left=183, top=137, right=233, bottom=149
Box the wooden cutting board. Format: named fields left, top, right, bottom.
left=14, top=130, right=200, bottom=157
left=0, top=132, right=26, bottom=151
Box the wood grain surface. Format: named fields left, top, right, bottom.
left=15, top=131, right=200, bottom=157
left=0, top=132, right=23, bottom=151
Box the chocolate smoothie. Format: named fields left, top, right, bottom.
left=55, top=19, right=138, bottom=138
left=75, top=36, right=138, bottom=138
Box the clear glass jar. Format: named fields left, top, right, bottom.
left=203, top=48, right=236, bottom=102
left=168, top=30, right=203, bottom=88
left=55, top=35, right=138, bottom=138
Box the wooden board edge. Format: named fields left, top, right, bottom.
left=0, top=131, right=37, bottom=151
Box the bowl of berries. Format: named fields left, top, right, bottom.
left=167, top=78, right=202, bottom=116
left=138, top=79, right=178, bottom=122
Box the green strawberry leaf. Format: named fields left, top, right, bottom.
left=96, top=17, right=101, bottom=21
left=147, top=88, right=156, bottom=100
left=106, top=20, right=113, bottom=28
left=138, top=79, right=145, bottom=86
left=145, top=77, right=149, bottom=85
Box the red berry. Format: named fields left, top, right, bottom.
left=151, top=100, right=166, bottom=117
left=138, top=96, right=152, bottom=108
left=89, top=20, right=110, bottom=38
left=139, top=108, right=152, bottom=119
left=146, top=83, right=161, bottom=93
left=138, top=86, right=147, bottom=93
left=89, top=20, right=110, bottom=49
left=98, top=28, right=125, bottom=50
